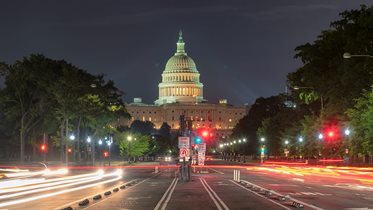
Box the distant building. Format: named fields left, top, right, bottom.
left=124, top=31, right=249, bottom=139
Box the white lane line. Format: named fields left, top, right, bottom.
left=200, top=178, right=223, bottom=210
left=84, top=178, right=150, bottom=210
left=239, top=179, right=324, bottom=210
left=154, top=177, right=177, bottom=210
left=201, top=178, right=229, bottom=210
left=56, top=178, right=138, bottom=210
left=160, top=178, right=178, bottom=210
left=230, top=180, right=291, bottom=210
left=200, top=178, right=230, bottom=210
left=209, top=168, right=225, bottom=174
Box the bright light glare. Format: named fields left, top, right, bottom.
left=87, top=136, right=91, bottom=143
left=284, top=140, right=289, bottom=145
left=98, top=139, right=103, bottom=145
left=318, top=133, right=323, bottom=139
left=344, top=128, right=351, bottom=136
left=0, top=170, right=117, bottom=200
left=298, top=137, right=303, bottom=142
left=69, top=134, right=75, bottom=140
left=328, top=131, right=334, bottom=137
left=243, top=138, right=247, bottom=142
left=219, top=144, right=223, bottom=148
left=260, top=137, right=265, bottom=142
left=0, top=172, right=122, bottom=208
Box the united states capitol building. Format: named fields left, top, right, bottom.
left=125, top=31, right=249, bottom=139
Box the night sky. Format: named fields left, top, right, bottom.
left=0, top=0, right=371, bottom=105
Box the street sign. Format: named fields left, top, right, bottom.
left=178, top=137, right=190, bottom=148
left=198, top=143, right=206, bottom=151
left=179, top=148, right=189, bottom=158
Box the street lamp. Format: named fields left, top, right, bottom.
left=69, top=134, right=75, bottom=140
left=344, top=128, right=351, bottom=136
left=318, top=133, right=324, bottom=140
left=343, top=52, right=373, bottom=59
left=298, top=136, right=303, bottom=143
left=284, top=140, right=289, bottom=145
left=86, top=136, right=91, bottom=143
left=127, top=135, right=133, bottom=141
left=260, top=137, right=265, bottom=142
left=243, top=138, right=247, bottom=142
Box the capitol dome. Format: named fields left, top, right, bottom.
left=155, top=31, right=204, bottom=105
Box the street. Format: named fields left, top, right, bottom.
left=1, top=161, right=373, bottom=210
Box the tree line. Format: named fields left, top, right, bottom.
left=0, top=55, right=176, bottom=163
left=231, top=5, right=373, bottom=161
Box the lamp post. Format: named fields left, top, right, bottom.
left=343, top=52, right=373, bottom=59
left=260, top=137, right=266, bottom=163
left=127, top=135, right=133, bottom=162
left=107, top=136, right=113, bottom=166
left=65, top=134, right=75, bottom=166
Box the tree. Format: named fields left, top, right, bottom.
left=346, top=85, right=373, bottom=156
left=288, top=5, right=373, bottom=117
left=116, top=131, right=149, bottom=162
left=0, top=55, right=57, bottom=162
left=130, top=120, right=156, bottom=135
left=231, top=95, right=285, bottom=155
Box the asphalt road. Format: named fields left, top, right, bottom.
left=1, top=161, right=373, bottom=210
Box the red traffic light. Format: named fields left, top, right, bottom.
left=103, top=151, right=109, bottom=157
left=40, top=144, right=46, bottom=151
left=67, top=148, right=72, bottom=153
left=202, top=130, right=209, bottom=138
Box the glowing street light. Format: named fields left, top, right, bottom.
left=318, top=133, right=324, bottom=140
left=284, top=140, right=289, bottom=145
left=298, top=136, right=303, bottom=142
left=127, top=135, right=133, bottom=141
left=86, top=136, right=91, bottom=143
left=260, top=137, right=265, bottom=142
left=219, top=144, right=224, bottom=148
left=238, top=139, right=242, bottom=143
left=243, top=138, right=247, bottom=142
left=344, top=128, right=351, bottom=136
left=98, top=139, right=103, bottom=145
left=69, top=134, right=75, bottom=140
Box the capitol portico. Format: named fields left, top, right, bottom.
left=125, top=31, right=249, bottom=139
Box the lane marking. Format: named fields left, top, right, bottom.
left=82, top=171, right=163, bottom=210
left=154, top=177, right=177, bottom=210
left=55, top=178, right=137, bottom=210
left=200, top=178, right=230, bottom=210
left=160, top=178, right=178, bottom=210
left=239, top=179, right=324, bottom=210
left=200, top=178, right=223, bottom=210
left=230, top=180, right=291, bottom=210
left=208, top=168, right=225, bottom=174
left=84, top=177, right=152, bottom=209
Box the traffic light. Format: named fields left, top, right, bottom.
left=40, top=144, right=46, bottom=152
left=260, top=145, right=266, bottom=153
left=103, top=151, right=109, bottom=157
left=195, top=137, right=202, bottom=144
left=67, top=148, right=72, bottom=153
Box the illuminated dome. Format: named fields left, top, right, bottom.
left=155, top=31, right=204, bottom=105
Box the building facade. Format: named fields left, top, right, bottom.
left=125, top=31, right=249, bottom=139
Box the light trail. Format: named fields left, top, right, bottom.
left=0, top=173, right=102, bottom=194
left=0, top=170, right=103, bottom=189
left=0, top=170, right=122, bottom=208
